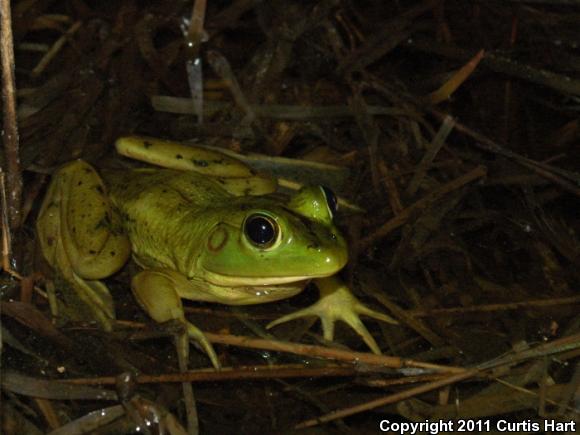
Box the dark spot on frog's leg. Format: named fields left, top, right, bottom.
left=110, top=251, right=116, bottom=256
left=77, top=181, right=83, bottom=186
left=72, top=226, right=77, bottom=233
left=175, top=154, right=183, bottom=160
left=143, top=141, right=153, bottom=149
left=89, top=250, right=97, bottom=254
left=95, top=185, right=104, bottom=194
left=191, top=159, right=209, bottom=167
left=83, top=168, right=92, bottom=174
left=249, top=169, right=257, bottom=176
left=95, top=214, right=112, bottom=230
left=47, top=237, right=55, bottom=246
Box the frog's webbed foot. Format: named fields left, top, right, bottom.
left=132, top=270, right=220, bottom=369
left=267, top=276, right=397, bottom=354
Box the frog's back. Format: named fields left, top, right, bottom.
left=103, top=168, right=231, bottom=270
left=104, top=168, right=229, bottom=208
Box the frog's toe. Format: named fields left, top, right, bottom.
left=60, top=274, right=116, bottom=331
left=355, top=304, right=398, bottom=325
left=185, top=322, right=221, bottom=370
left=327, top=303, right=381, bottom=354
left=266, top=306, right=320, bottom=331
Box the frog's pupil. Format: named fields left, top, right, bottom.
left=321, top=186, right=338, bottom=217
left=245, top=214, right=276, bottom=247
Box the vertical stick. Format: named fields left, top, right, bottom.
left=1, top=0, right=23, bottom=231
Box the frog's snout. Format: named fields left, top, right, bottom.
left=313, top=243, right=348, bottom=275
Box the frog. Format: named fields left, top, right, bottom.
left=37, top=136, right=397, bottom=369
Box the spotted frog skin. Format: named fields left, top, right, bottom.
left=37, top=136, right=396, bottom=368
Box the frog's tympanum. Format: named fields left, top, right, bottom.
left=37, top=136, right=397, bottom=368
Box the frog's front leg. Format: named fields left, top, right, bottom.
left=131, top=269, right=220, bottom=369
left=267, top=276, right=397, bottom=354
left=37, top=160, right=131, bottom=330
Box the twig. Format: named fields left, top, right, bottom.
left=431, top=110, right=580, bottom=197
left=408, top=37, right=580, bottom=96
left=476, top=333, right=580, bottom=371
left=410, top=295, right=580, bottom=317
left=362, top=372, right=451, bottom=387
left=360, top=165, right=487, bottom=248
left=31, top=20, right=82, bottom=77
left=151, top=95, right=410, bottom=119
left=428, top=50, right=485, bottom=104
left=406, top=115, right=455, bottom=196
left=207, top=0, right=261, bottom=34
left=0, top=249, right=47, bottom=297
left=207, top=50, right=256, bottom=124
left=338, top=0, right=437, bottom=74
left=351, top=90, right=381, bottom=193
left=1, top=0, right=22, bottom=231
left=186, top=0, right=207, bottom=56
left=204, top=332, right=466, bottom=373
left=296, top=369, right=480, bottom=428
left=1, top=171, right=13, bottom=271
left=494, top=377, right=578, bottom=415
left=555, top=361, right=580, bottom=416
left=61, top=364, right=357, bottom=385
left=295, top=333, right=580, bottom=428
left=499, top=0, right=580, bottom=4
left=185, top=0, right=207, bottom=125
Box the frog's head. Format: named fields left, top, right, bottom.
left=195, top=186, right=348, bottom=303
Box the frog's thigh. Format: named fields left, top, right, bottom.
left=38, top=160, right=131, bottom=280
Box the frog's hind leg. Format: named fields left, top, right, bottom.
left=115, top=135, right=277, bottom=196
left=37, top=160, right=131, bottom=330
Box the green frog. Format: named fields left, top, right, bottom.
left=37, top=136, right=396, bottom=368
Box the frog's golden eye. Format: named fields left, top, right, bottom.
left=244, top=213, right=279, bottom=248
left=321, top=186, right=338, bottom=218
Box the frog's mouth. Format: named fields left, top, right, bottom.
left=230, top=282, right=307, bottom=305
left=211, top=281, right=308, bottom=305
left=196, top=273, right=311, bottom=305
left=203, top=268, right=331, bottom=287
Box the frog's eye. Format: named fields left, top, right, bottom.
left=244, top=213, right=279, bottom=248
left=321, top=186, right=338, bottom=218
